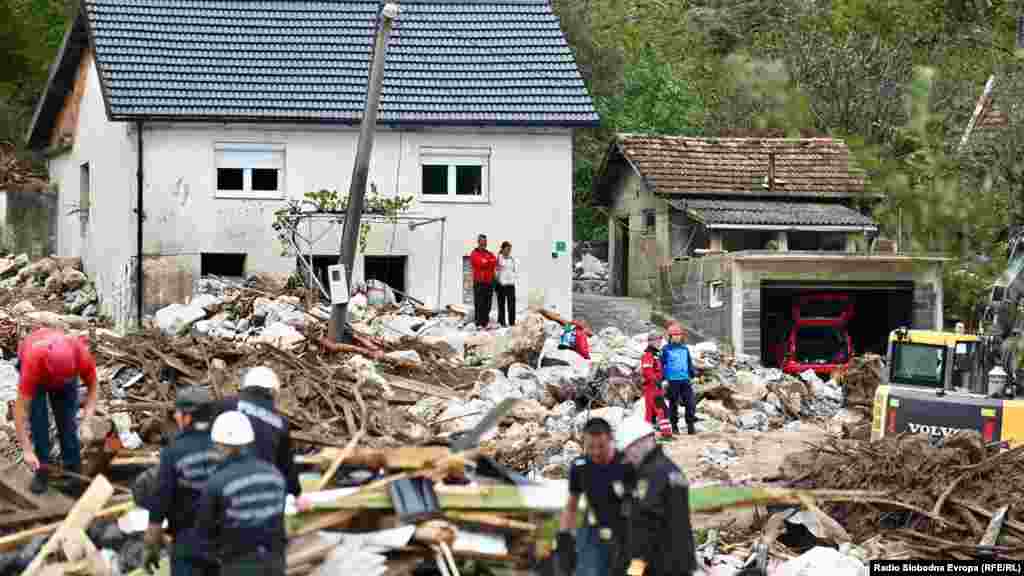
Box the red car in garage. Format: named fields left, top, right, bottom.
left=776, top=293, right=855, bottom=376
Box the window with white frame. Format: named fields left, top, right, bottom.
left=214, top=143, right=286, bottom=199
left=420, top=147, right=490, bottom=202
left=708, top=281, right=724, bottom=309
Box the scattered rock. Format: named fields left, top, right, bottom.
left=155, top=303, right=207, bottom=336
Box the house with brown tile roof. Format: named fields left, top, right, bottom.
left=591, top=133, right=945, bottom=363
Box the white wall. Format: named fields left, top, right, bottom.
left=48, top=57, right=136, bottom=320
left=137, top=124, right=575, bottom=315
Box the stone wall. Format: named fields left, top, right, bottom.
left=0, top=189, right=57, bottom=258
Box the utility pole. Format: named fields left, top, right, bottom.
left=332, top=3, right=399, bottom=343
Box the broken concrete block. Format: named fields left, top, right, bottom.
left=156, top=303, right=207, bottom=336
left=43, top=274, right=63, bottom=293
left=61, top=268, right=88, bottom=290
left=535, top=365, right=579, bottom=403
left=735, top=371, right=768, bottom=400
left=476, top=369, right=524, bottom=404
left=11, top=300, right=35, bottom=314
left=509, top=398, right=549, bottom=422
left=542, top=348, right=593, bottom=382
left=190, top=293, right=223, bottom=312
left=249, top=322, right=306, bottom=350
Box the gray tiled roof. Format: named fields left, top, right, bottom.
left=81, top=0, right=598, bottom=125
left=667, top=198, right=877, bottom=229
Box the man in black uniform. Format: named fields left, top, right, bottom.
left=142, top=387, right=220, bottom=576
left=215, top=365, right=300, bottom=497
left=557, top=417, right=630, bottom=576
left=196, top=410, right=287, bottom=576
left=615, top=417, right=698, bottom=576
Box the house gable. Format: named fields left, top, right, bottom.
left=26, top=13, right=97, bottom=150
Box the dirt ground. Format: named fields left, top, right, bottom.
left=664, top=424, right=833, bottom=530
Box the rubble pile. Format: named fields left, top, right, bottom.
left=779, top=432, right=1024, bottom=559
left=574, top=253, right=609, bottom=294
left=0, top=254, right=99, bottom=324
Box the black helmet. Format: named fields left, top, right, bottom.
left=175, top=386, right=212, bottom=415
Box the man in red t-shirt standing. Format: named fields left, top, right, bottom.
left=469, top=233, right=497, bottom=328
left=13, top=327, right=98, bottom=493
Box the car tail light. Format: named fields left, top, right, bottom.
left=983, top=418, right=997, bottom=442
left=887, top=408, right=897, bottom=434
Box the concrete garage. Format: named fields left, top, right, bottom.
left=669, top=252, right=945, bottom=360
left=759, top=280, right=914, bottom=365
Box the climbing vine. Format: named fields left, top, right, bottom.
left=271, top=185, right=415, bottom=256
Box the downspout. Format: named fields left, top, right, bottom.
left=136, top=121, right=144, bottom=329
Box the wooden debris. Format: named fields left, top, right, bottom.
left=23, top=475, right=114, bottom=576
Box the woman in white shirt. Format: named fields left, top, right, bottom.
left=496, top=241, right=519, bottom=326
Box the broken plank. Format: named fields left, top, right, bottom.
left=303, top=446, right=455, bottom=471
left=444, top=512, right=536, bottom=532
left=0, top=501, right=135, bottom=552
left=23, top=475, right=115, bottom=576
left=287, top=510, right=361, bottom=538
left=385, top=375, right=459, bottom=401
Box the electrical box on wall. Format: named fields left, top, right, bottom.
left=327, top=264, right=349, bottom=304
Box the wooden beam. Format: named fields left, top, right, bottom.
left=0, top=501, right=135, bottom=552
left=23, top=475, right=115, bottom=576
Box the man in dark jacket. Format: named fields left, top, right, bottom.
left=215, top=366, right=300, bottom=498
left=557, top=417, right=630, bottom=576
left=196, top=410, right=287, bottom=576
left=614, top=417, right=698, bottom=576
left=143, top=387, right=220, bottom=575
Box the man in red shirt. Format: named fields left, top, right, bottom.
left=469, top=233, right=497, bottom=328
left=13, top=327, right=98, bottom=493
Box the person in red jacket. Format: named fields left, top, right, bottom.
left=559, top=320, right=592, bottom=360
left=13, top=327, right=98, bottom=493
left=469, top=233, right=498, bottom=328
left=639, top=331, right=672, bottom=439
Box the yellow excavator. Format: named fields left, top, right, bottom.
left=871, top=327, right=1024, bottom=446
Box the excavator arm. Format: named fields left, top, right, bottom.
left=983, top=230, right=1024, bottom=396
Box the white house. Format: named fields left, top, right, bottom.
left=26, top=0, right=598, bottom=323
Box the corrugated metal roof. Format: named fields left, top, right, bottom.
left=668, top=198, right=877, bottom=228
left=81, top=0, right=598, bottom=125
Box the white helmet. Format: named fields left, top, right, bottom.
left=242, top=366, right=280, bottom=392
left=616, top=416, right=656, bottom=452
left=211, top=411, right=255, bottom=446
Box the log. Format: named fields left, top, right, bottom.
left=318, top=338, right=383, bottom=360
left=22, top=475, right=115, bottom=576
left=535, top=308, right=593, bottom=336
left=316, top=429, right=364, bottom=491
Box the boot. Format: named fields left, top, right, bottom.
left=687, top=422, right=696, bottom=436
left=29, top=470, right=49, bottom=494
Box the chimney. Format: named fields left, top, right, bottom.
left=1018, top=15, right=1024, bottom=50
left=768, top=152, right=776, bottom=191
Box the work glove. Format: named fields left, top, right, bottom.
left=556, top=531, right=576, bottom=575
left=143, top=525, right=163, bottom=574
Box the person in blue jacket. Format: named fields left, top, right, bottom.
left=661, top=323, right=696, bottom=435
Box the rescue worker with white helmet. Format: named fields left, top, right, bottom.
left=612, top=417, right=697, bottom=576
left=195, top=410, right=287, bottom=575
left=141, top=386, right=220, bottom=575
left=215, top=366, right=299, bottom=497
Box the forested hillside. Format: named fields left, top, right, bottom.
left=2, top=0, right=1023, bottom=324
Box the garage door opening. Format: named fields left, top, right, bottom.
left=760, top=281, right=914, bottom=367
left=364, top=256, right=407, bottom=302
